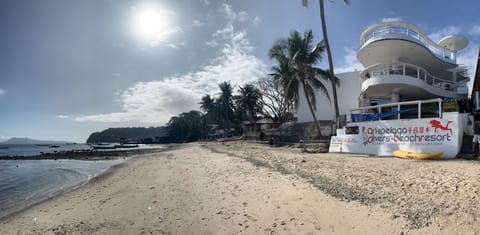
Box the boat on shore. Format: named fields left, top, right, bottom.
left=217, top=136, right=242, bottom=143
left=114, top=143, right=139, bottom=149
left=393, top=150, right=444, bottom=160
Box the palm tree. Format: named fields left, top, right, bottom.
left=302, top=0, right=349, bottom=123
left=269, top=30, right=330, bottom=137
left=217, top=81, right=235, bottom=130
left=199, top=94, right=216, bottom=124
left=235, top=84, right=263, bottom=124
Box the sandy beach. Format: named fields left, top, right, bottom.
left=1, top=142, right=479, bottom=234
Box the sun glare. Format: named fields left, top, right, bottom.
left=132, top=3, right=172, bottom=44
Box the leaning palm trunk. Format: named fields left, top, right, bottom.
left=318, top=0, right=340, bottom=121
left=303, top=81, right=323, bottom=137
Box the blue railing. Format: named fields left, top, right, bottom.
left=350, top=98, right=444, bottom=122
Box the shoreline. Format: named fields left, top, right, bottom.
left=0, top=145, right=170, bottom=160
left=0, top=158, right=128, bottom=220
left=1, top=142, right=479, bottom=234
left=0, top=146, right=178, bottom=221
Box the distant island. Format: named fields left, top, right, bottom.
left=0, top=137, right=69, bottom=145
left=86, top=127, right=169, bottom=144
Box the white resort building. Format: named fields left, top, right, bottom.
left=296, top=21, right=476, bottom=159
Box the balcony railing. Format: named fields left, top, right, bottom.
left=361, top=63, right=456, bottom=92
left=362, top=25, right=456, bottom=63
left=350, top=98, right=443, bottom=122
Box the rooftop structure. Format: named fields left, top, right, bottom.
left=357, top=21, right=469, bottom=105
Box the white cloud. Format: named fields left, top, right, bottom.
left=201, top=0, right=210, bottom=6
left=192, top=19, right=204, bottom=28
left=75, top=4, right=267, bottom=125
left=253, top=16, right=262, bottom=26
left=167, top=43, right=178, bottom=49
left=336, top=46, right=364, bottom=73
left=56, top=115, right=70, bottom=119
left=237, top=12, right=249, bottom=22
left=381, top=17, right=402, bottom=23
left=206, top=39, right=219, bottom=47
left=220, top=4, right=249, bottom=23
left=428, top=26, right=461, bottom=43
left=0, top=135, right=9, bottom=142
left=469, top=25, right=480, bottom=36
left=148, top=27, right=180, bottom=47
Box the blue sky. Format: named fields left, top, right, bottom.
left=1, top=0, right=479, bottom=142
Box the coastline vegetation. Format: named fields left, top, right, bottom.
left=87, top=30, right=335, bottom=143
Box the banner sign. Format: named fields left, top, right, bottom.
left=329, top=112, right=461, bottom=158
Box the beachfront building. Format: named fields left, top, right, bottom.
left=296, top=21, right=474, bottom=158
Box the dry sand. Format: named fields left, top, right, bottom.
left=1, top=142, right=479, bottom=234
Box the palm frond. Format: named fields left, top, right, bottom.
left=314, top=68, right=340, bottom=86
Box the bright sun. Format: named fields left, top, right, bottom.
left=132, top=3, right=171, bottom=43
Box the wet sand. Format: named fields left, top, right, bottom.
left=1, top=142, right=478, bottom=234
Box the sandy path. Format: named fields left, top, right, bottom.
left=0, top=144, right=407, bottom=234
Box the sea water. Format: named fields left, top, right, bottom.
left=0, top=158, right=126, bottom=218
left=0, top=144, right=166, bottom=218
left=0, top=143, right=129, bottom=218
left=0, top=144, right=92, bottom=156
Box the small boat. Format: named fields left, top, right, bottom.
left=114, top=143, right=139, bottom=148
left=217, top=136, right=242, bottom=143
left=92, top=145, right=116, bottom=150
left=49, top=145, right=60, bottom=148
left=393, top=150, right=443, bottom=160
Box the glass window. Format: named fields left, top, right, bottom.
left=419, top=70, right=426, bottom=81
left=405, top=66, right=417, bottom=78
left=399, top=104, right=418, bottom=119
left=422, top=102, right=440, bottom=118
left=426, top=75, right=434, bottom=86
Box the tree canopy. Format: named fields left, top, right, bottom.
left=269, top=30, right=330, bottom=136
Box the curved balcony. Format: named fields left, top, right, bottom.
left=360, top=22, right=456, bottom=64
left=361, top=63, right=459, bottom=99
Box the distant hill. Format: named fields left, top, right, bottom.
left=1, top=137, right=68, bottom=145
left=86, top=127, right=168, bottom=143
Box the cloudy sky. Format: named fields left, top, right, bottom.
left=1, top=0, right=479, bottom=142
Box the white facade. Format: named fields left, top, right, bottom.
left=296, top=21, right=472, bottom=158
left=297, top=21, right=470, bottom=124
left=296, top=71, right=361, bottom=123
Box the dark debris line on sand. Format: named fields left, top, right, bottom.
left=201, top=143, right=478, bottom=230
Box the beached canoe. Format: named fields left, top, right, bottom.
left=393, top=150, right=443, bottom=160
